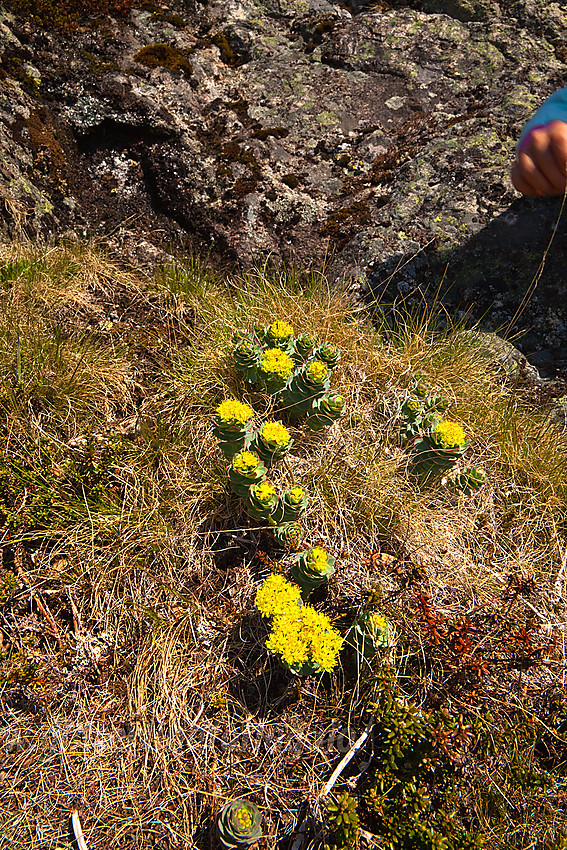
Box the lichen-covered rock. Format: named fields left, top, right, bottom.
left=0, top=0, right=567, bottom=373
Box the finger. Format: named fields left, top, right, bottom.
left=547, top=121, right=567, bottom=175
left=518, top=149, right=562, bottom=195
left=525, top=125, right=567, bottom=193
left=530, top=147, right=567, bottom=194
left=511, top=161, right=542, bottom=196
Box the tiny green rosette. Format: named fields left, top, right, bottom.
left=305, top=392, right=345, bottom=431
left=271, top=485, right=308, bottom=524
left=274, top=521, right=305, bottom=549
left=245, top=480, right=278, bottom=522
left=410, top=371, right=431, bottom=399
left=314, top=342, right=341, bottom=370
left=216, top=799, right=262, bottom=850
left=251, top=421, right=293, bottom=465
left=453, top=465, right=487, bottom=495
left=228, top=450, right=267, bottom=498
left=233, top=337, right=262, bottom=384
left=291, top=545, right=336, bottom=598
left=346, top=611, right=389, bottom=666
left=293, top=332, right=316, bottom=362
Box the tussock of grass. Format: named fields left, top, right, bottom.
left=0, top=243, right=566, bottom=849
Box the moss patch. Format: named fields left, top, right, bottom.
left=281, top=173, right=301, bottom=189
left=134, top=44, right=193, bottom=76
left=231, top=177, right=259, bottom=198
left=252, top=127, right=289, bottom=141
left=151, top=10, right=187, bottom=28
left=320, top=200, right=372, bottom=247
left=7, top=0, right=134, bottom=28
left=0, top=52, right=40, bottom=96
left=219, top=141, right=262, bottom=177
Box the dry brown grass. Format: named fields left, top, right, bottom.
left=0, top=244, right=565, bottom=849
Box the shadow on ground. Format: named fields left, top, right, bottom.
left=366, top=196, right=567, bottom=380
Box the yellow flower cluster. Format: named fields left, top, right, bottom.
left=255, top=574, right=301, bottom=618
left=232, top=451, right=259, bottom=474
left=266, top=605, right=342, bottom=672
left=269, top=320, right=294, bottom=340
left=432, top=420, right=466, bottom=449
left=288, top=486, right=305, bottom=504
left=235, top=807, right=253, bottom=830
left=307, top=546, right=329, bottom=573
left=216, top=399, right=253, bottom=424
left=209, top=690, right=228, bottom=710
left=260, top=421, right=291, bottom=447
left=370, top=613, right=388, bottom=632
left=260, top=348, right=294, bottom=380
left=253, top=481, right=276, bottom=502
left=306, top=360, right=328, bottom=383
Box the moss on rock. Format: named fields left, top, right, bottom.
left=134, top=44, right=193, bottom=76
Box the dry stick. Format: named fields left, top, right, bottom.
left=71, top=810, right=89, bottom=850
left=290, top=720, right=376, bottom=850
left=17, top=566, right=64, bottom=653
left=504, top=186, right=567, bottom=339
left=318, top=718, right=375, bottom=799
left=67, top=588, right=82, bottom=638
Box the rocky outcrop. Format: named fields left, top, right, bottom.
left=1, top=0, right=567, bottom=373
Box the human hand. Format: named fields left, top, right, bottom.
left=511, top=120, right=567, bottom=196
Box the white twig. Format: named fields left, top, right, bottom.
left=318, top=720, right=374, bottom=799
left=71, top=810, right=89, bottom=850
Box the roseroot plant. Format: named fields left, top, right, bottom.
left=410, top=371, right=432, bottom=399
left=412, top=420, right=469, bottom=479
left=213, top=399, right=255, bottom=459
left=274, top=520, right=305, bottom=549
left=272, top=485, right=308, bottom=524
left=230, top=321, right=343, bottom=426
left=400, top=392, right=449, bottom=441
left=262, top=320, right=294, bottom=353
left=305, top=392, right=345, bottom=431
left=216, top=799, right=262, bottom=850
left=245, top=480, right=278, bottom=522
left=228, top=450, right=267, bottom=498
left=233, top=336, right=261, bottom=383
left=251, top=420, right=292, bottom=465
left=257, top=347, right=294, bottom=393
left=291, top=545, right=336, bottom=599
left=266, top=603, right=342, bottom=675
left=282, top=359, right=330, bottom=417
left=255, top=574, right=302, bottom=619
left=254, top=574, right=342, bottom=675
left=315, top=341, right=341, bottom=370
left=293, top=332, right=315, bottom=362
left=346, top=611, right=390, bottom=666
left=452, top=465, right=487, bottom=495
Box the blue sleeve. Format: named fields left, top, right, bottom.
left=519, top=87, right=567, bottom=147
